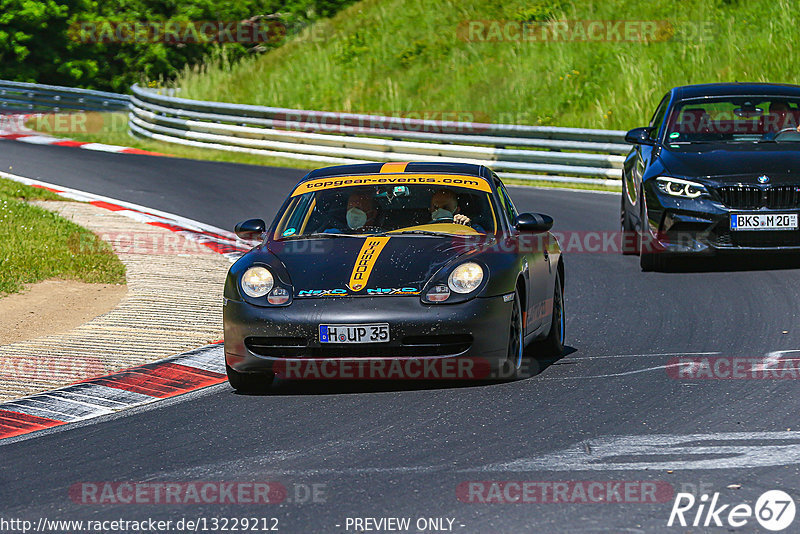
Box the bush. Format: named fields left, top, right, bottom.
left=0, top=0, right=357, bottom=92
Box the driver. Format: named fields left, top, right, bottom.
left=429, top=189, right=471, bottom=226
left=767, top=101, right=795, bottom=131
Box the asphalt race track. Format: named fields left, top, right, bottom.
left=2, top=141, right=800, bottom=532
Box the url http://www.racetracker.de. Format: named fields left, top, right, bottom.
left=0, top=516, right=281, bottom=533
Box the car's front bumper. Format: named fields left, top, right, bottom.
left=224, top=294, right=513, bottom=379
left=644, top=187, right=800, bottom=254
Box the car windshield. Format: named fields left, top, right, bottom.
left=274, top=175, right=497, bottom=239
left=664, top=96, right=800, bottom=145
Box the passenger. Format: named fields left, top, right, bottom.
left=344, top=191, right=380, bottom=231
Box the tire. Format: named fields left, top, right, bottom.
left=638, top=195, right=665, bottom=271
left=639, top=250, right=661, bottom=271
left=226, top=364, right=274, bottom=393
left=621, top=182, right=637, bottom=255
left=536, top=271, right=565, bottom=359
left=498, top=291, right=524, bottom=380
left=639, top=230, right=666, bottom=271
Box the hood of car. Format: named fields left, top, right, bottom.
left=267, top=235, right=484, bottom=297
left=659, top=144, right=800, bottom=183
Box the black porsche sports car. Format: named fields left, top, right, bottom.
left=621, top=83, right=800, bottom=270
left=223, top=162, right=565, bottom=391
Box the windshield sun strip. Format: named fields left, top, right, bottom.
left=290, top=174, right=493, bottom=197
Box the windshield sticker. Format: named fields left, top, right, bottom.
left=282, top=228, right=297, bottom=237
left=292, top=174, right=492, bottom=196
left=669, top=132, right=680, bottom=139
left=348, top=237, right=391, bottom=292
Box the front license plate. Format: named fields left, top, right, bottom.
left=319, top=323, right=390, bottom=343
left=730, top=213, right=798, bottom=231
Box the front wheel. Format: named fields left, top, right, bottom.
left=498, top=291, right=524, bottom=380
left=621, top=181, right=638, bottom=255
left=536, top=271, right=565, bottom=359
left=521, top=271, right=565, bottom=376
left=226, top=364, right=274, bottom=393
left=639, top=230, right=666, bottom=271
left=639, top=251, right=663, bottom=271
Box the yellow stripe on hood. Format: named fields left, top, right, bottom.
left=348, top=237, right=391, bottom=292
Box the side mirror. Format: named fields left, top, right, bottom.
left=515, top=212, right=553, bottom=233
left=625, top=126, right=656, bottom=146
left=234, top=218, right=266, bottom=240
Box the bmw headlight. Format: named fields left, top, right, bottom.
left=656, top=177, right=708, bottom=199
left=241, top=266, right=274, bottom=298
left=448, top=262, right=484, bottom=294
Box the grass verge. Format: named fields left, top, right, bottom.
left=172, top=0, right=800, bottom=130
left=0, top=178, right=127, bottom=296
left=502, top=178, right=620, bottom=192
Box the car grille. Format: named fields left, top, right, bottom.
left=712, top=229, right=800, bottom=248
left=245, top=334, right=472, bottom=358
left=716, top=185, right=800, bottom=209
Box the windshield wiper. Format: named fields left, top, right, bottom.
left=758, top=138, right=800, bottom=143
left=282, top=232, right=365, bottom=240
left=385, top=230, right=471, bottom=237
left=668, top=141, right=725, bottom=145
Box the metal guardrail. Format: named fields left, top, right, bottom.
left=0, top=79, right=629, bottom=186
left=129, top=85, right=628, bottom=185
left=0, top=80, right=129, bottom=113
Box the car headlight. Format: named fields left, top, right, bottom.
left=448, top=262, right=484, bottom=294
left=656, top=177, right=708, bottom=198
left=241, top=266, right=274, bottom=298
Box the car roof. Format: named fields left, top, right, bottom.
left=671, top=83, right=800, bottom=100
left=299, top=162, right=495, bottom=183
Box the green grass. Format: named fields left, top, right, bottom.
left=0, top=179, right=63, bottom=202
left=32, top=0, right=798, bottom=190
left=0, top=178, right=127, bottom=296
left=171, top=0, right=800, bottom=130
left=503, top=178, right=620, bottom=192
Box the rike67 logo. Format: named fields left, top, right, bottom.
left=668, top=490, right=796, bottom=531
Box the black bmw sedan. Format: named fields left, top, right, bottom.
left=621, top=83, right=800, bottom=270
